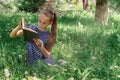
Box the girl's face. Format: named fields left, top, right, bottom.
left=38, top=14, right=51, bottom=31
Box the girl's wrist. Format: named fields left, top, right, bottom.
left=18, top=25, right=22, bottom=29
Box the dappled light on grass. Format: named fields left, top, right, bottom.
left=0, top=9, right=120, bottom=79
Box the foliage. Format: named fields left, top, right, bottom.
left=109, top=0, right=120, bottom=11
left=17, top=0, right=45, bottom=12
left=108, top=23, right=120, bottom=50
left=0, top=0, right=18, bottom=12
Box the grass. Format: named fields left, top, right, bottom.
left=0, top=9, right=120, bottom=80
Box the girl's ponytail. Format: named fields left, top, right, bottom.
left=45, top=13, right=57, bottom=52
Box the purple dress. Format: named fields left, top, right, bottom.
left=26, top=24, right=54, bottom=65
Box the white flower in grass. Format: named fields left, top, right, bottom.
left=25, top=71, right=28, bottom=75
left=78, top=22, right=83, bottom=28
left=118, top=54, right=120, bottom=56
left=64, top=28, right=67, bottom=31
left=110, top=65, right=119, bottom=70
left=117, top=75, right=120, bottom=78
left=91, top=56, right=97, bottom=60
left=68, top=77, right=74, bottom=80
left=114, top=65, right=119, bottom=69
left=18, top=54, right=22, bottom=59
left=4, top=68, right=10, bottom=78
left=112, top=22, right=114, bottom=26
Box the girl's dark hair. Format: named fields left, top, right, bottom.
left=40, top=5, right=57, bottom=52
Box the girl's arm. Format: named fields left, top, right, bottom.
left=33, top=38, right=51, bottom=58
left=9, top=25, right=23, bottom=38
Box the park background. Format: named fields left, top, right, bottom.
left=0, top=0, right=120, bottom=80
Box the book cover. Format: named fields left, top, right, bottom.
left=21, top=18, right=38, bottom=42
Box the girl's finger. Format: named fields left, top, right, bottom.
left=35, top=38, right=40, bottom=42
left=35, top=38, right=39, bottom=41
left=33, top=38, right=37, bottom=42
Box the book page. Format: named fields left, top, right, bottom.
left=24, top=28, right=38, bottom=34
left=21, top=18, right=38, bottom=34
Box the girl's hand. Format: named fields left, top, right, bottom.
left=17, top=19, right=23, bottom=30
left=19, top=19, right=22, bottom=26
left=18, top=18, right=24, bottom=29
left=33, top=38, right=43, bottom=48
left=33, top=38, right=51, bottom=58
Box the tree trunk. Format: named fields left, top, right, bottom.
left=95, top=0, right=108, bottom=25
left=82, top=0, right=89, bottom=10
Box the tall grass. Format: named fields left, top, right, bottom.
left=0, top=9, right=120, bottom=80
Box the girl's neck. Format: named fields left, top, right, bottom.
left=38, top=27, right=46, bottom=32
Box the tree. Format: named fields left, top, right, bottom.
left=95, top=0, right=108, bottom=25
left=82, top=0, right=89, bottom=10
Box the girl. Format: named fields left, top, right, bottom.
left=9, top=6, right=57, bottom=65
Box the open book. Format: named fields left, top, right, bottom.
left=21, top=18, right=39, bottom=42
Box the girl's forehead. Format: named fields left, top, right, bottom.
left=39, top=14, right=51, bottom=22
left=39, top=14, right=50, bottom=19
